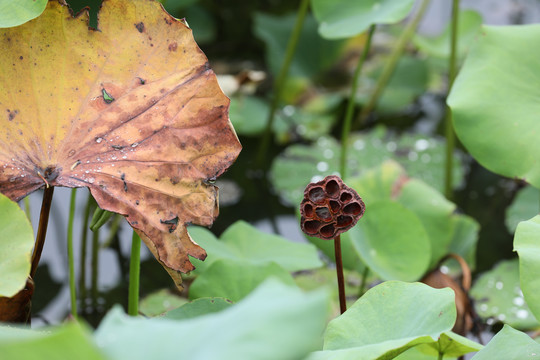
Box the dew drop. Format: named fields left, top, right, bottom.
left=414, top=139, right=430, bottom=151
left=316, top=161, right=329, bottom=172
left=131, top=142, right=139, bottom=148
left=88, top=178, right=95, bottom=184
left=516, top=309, right=529, bottom=319
left=323, top=149, right=334, bottom=159
left=95, top=137, right=103, bottom=143
left=353, top=139, right=365, bottom=150
left=513, top=297, right=525, bottom=306
left=495, top=281, right=504, bottom=290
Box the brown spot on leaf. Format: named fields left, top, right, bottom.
left=160, top=216, right=179, bottom=233
left=135, top=22, right=145, bottom=33
left=168, top=42, right=177, bottom=51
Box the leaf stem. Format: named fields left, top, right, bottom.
left=444, top=0, right=460, bottom=199
left=79, top=193, right=94, bottom=312
left=30, top=187, right=54, bottom=278
left=357, top=0, right=431, bottom=126
left=339, top=25, right=376, bottom=179
left=23, top=196, right=31, bottom=223
left=256, top=0, right=310, bottom=166
left=358, top=266, right=370, bottom=297
left=334, top=235, right=346, bottom=314
left=128, top=231, right=141, bottom=316
left=67, top=188, right=78, bottom=318
left=91, top=226, right=100, bottom=311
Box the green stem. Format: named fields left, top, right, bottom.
left=444, top=0, right=460, bottom=199
left=334, top=235, right=346, bottom=314
left=30, top=187, right=55, bottom=278
left=357, top=0, right=431, bottom=125
left=128, top=231, right=141, bottom=316
left=67, top=188, right=78, bottom=318
left=339, top=25, right=376, bottom=178
left=358, top=266, right=370, bottom=297
left=438, top=351, right=444, bottom=360
left=91, top=226, right=100, bottom=311
left=256, top=0, right=310, bottom=166
left=102, top=214, right=124, bottom=248
left=23, top=196, right=31, bottom=223
left=79, top=193, right=94, bottom=312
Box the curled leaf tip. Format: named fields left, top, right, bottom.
left=300, top=175, right=365, bottom=240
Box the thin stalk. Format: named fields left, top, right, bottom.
left=256, top=0, right=310, bottom=166
left=79, top=193, right=94, bottom=311
left=23, top=196, right=31, bottom=223
left=67, top=188, right=78, bottom=318
left=358, top=266, right=369, bottom=297
left=334, top=235, right=346, bottom=314
left=357, top=0, right=431, bottom=126
left=444, top=0, right=460, bottom=199
left=128, top=231, right=141, bottom=316
left=30, top=187, right=55, bottom=278
left=91, top=226, right=100, bottom=311
left=438, top=351, right=444, bottom=360
left=340, top=25, right=376, bottom=178
left=102, top=214, right=124, bottom=248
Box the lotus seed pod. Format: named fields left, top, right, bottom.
left=300, top=175, right=365, bottom=240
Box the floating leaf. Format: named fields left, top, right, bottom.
left=139, top=289, right=188, bottom=317
left=95, top=280, right=330, bottom=360
left=188, top=220, right=323, bottom=273
left=0, top=193, right=33, bottom=297
left=470, top=259, right=539, bottom=330
left=0, top=321, right=106, bottom=360
left=308, top=281, right=480, bottom=360
left=347, top=201, right=431, bottom=281
left=0, top=1, right=241, bottom=285
left=448, top=25, right=540, bottom=188
left=188, top=259, right=296, bottom=302
left=396, top=179, right=455, bottom=267
left=471, top=325, right=540, bottom=360
left=311, top=0, right=415, bottom=39
left=505, top=185, right=540, bottom=234
left=163, top=297, right=232, bottom=320
left=0, top=0, right=47, bottom=28
left=270, top=127, right=464, bottom=206
left=514, top=216, right=540, bottom=322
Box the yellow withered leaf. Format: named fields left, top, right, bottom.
left=0, top=0, right=241, bottom=286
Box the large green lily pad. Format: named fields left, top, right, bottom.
left=470, top=259, right=539, bottom=330
left=0, top=0, right=47, bottom=28
left=471, top=325, right=540, bottom=360
left=448, top=25, right=540, bottom=188
left=311, top=0, right=415, bottom=39
left=308, top=281, right=481, bottom=359
left=188, top=220, right=322, bottom=273
left=514, top=215, right=540, bottom=322
left=0, top=193, right=34, bottom=297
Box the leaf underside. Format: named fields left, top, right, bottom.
left=0, top=0, right=241, bottom=286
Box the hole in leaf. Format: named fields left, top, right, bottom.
left=304, top=220, right=321, bottom=235
left=308, top=187, right=325, bottom=204
left=315, top=207, right=331, bottom=221
left=320, top=224, right=335, bottom=239
left=325, top=179, right=339, bottom=197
